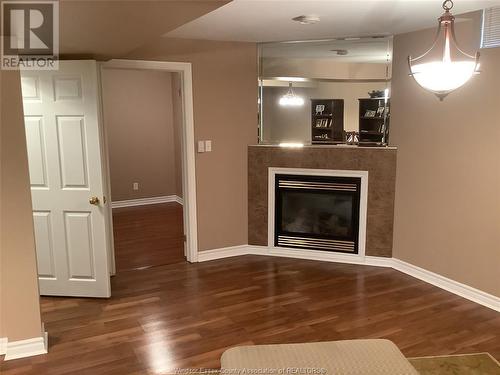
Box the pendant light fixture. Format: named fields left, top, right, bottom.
left=279, top=82, right=304, bottom=106
left=408, top=0, right=480, bottom=100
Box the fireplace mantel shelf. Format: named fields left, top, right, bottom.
left=251, top=144, right=397, bottom=150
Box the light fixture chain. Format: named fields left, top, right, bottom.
left=442, top=0, right=454, bottom=12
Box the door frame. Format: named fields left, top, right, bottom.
left=99, top=59, right=199, bottom=264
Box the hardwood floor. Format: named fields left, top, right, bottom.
left=112, top=203, right=185, bottom=272
left=1, top=255, right=499, bottom=374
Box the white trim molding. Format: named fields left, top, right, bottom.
left=4, top=332, right=48, bottom=361
left=198, top=245, right=252, bottom=262
left=198, top=245, right=500, bottom=312
left=267, top=167, right=368, bottom=260
left=0, top=337, right=7, bottom=355
left=200, top=245, right=393, bottom=268
left=392, top=258, right=500, bottom=312
left=111, top=195, right=183, bottom=209
left=102, top=59, right=198, bottom=263
left=248, top=245, right=393, bottom=267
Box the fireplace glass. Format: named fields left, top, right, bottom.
left=281, top=191, right=354, bottom=237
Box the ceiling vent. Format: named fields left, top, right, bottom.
left=292, top=15, right=320, bottom=25
left=331, top=49, right=349, bottom=55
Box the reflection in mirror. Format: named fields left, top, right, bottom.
left=258, top=37, right=393, bottom=146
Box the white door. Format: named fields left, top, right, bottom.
left=21, top=60, right=111, bottom=297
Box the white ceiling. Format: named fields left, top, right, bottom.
left=165, top=0, right=500, bottom=43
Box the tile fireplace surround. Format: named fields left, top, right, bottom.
left=248, top=145, right=397, bottom=257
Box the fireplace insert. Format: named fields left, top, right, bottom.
left=275, top=174, right=361, bottom=253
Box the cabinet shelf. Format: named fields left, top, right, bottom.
left=358, top=98, right=390, bottom=145
left=360, top=116, right=385, bottom=120
left=311, top=99, right=344, bottom=144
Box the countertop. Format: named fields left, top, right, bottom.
left=250, top=144, right=397, bottom=150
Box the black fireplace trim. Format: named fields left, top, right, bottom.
left=274, top=174, right=361, bottom=254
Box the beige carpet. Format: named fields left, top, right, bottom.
left=189, top=353, right=500, bottom=375
left=408, top=353, right=500, bottom=374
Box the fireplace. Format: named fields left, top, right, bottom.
left=275, top=174, right=361, bottom=253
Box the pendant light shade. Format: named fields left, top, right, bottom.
left=279, top=82, right=304, bottom=106
left=408, top=0, right=480, bottom=100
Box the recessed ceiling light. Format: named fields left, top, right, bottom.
left=292, top=15, right=320, bottom=25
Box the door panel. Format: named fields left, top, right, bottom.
left=64, top=211, right=95, bottom=280
left=56, top=116, right=88, bottom=188
left=25, top=117, right=48, bottom=187
left=22, top=60, right=111, bottom=297
left=21, top=76, right=41, bottom=101
left=33, top=211, right=56, bottom=278
left=53, top=76, right=82, bottom=101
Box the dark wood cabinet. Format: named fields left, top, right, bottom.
left=358, top=98, right=390, bottom=145
left=311, top=99, right=344, bottom=144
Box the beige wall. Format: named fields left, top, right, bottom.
left=101, top=69, right=182, bottom=201
left=0, top=70, right=43, bottom=341
left=391, top=12, right=500, bottom=297
left=128, top=39, right=258, bottom=251
left=262, top=81, right=388, bottom=143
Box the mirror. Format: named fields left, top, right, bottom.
left=258, top=37, right=393, bottom=146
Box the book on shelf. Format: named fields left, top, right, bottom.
left=315, top=118, right=332, bottom=128
left=313, top=133, right=330, bottom=140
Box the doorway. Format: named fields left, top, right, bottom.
left=100, top=68, right=186, bottom=272
left=20, top=59, right=199, bottom=297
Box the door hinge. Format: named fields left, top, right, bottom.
left=183, top=235, right=187, bottom=242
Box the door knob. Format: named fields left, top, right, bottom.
left=89, top=196, right=100, bottom=205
